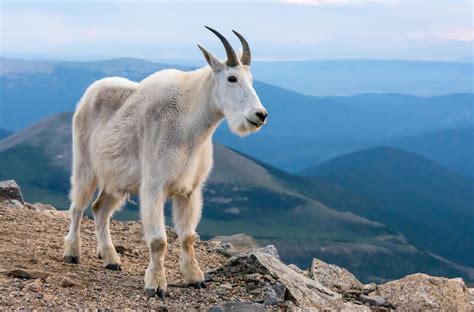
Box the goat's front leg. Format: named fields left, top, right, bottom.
left=140, top=183, right=168, bottom=299
left=172, top=188, right=206, bottom=289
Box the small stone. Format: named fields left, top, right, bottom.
left=253, top=245, right=279, bottom=259
left=221, top=283, right=233, bottom=290
left=32, top=203, right=56, bottom=211
left=210, top=233, right=259, bottom=253
left=246, top=281, right=258, bottom=291
left=5, top=199, right=23, bottom=209
left=263, top=282, right=286, bottom=305
left=25, top=279, right=43, bottom=292
left=362, top=283, right=377, bottom=295
left=310, top=258, right=363, bottom=292
left=0, top=180, right=25, bottom=204
left=288, top=264, right=303, bottom=274
left=222, top=302, right=266, bottom=312
left=60, top=276, right=81, bottom=287
left=115, top=245, right=130, bottom=255
left=6, top=269, right=49, bottom=280
left=244, top=273, right=262, bottom=281
left=359, top=294, right=386, bottom=306
left=263, top=274, right=274, bottom=281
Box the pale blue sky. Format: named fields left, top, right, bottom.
left=1, top=0, right=473, bottom=61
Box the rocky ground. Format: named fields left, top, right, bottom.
left=1, top=180, right=473, bottom=311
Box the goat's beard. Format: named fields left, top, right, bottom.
left=225, top=111, right=261, bottom=137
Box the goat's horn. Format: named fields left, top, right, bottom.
left=204, top=26, right=239, bottom=67
left=232, top=30, right=251, bottom=66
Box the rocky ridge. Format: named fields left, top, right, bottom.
left=1, top=180, right=473, bottom=311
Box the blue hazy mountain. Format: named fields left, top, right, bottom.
left=251, top=60, right=474, bottom=96
left=215, top=89, right=474, bottom=170
left=0, top=57, right=189, bottom=131
left=387, top=127, right=474, bottom=178
left=1, top=58, right=473, bottom=172
left=301, top=146, right=474, bottom=268
left=0, top=128, right=13, bottom=140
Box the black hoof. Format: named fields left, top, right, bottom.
left=64, top=256, right=80, bottom=264
left=158, top=289, right=166, bottom=299
left=145, top=288, right=156, bottom=298
left=105, top=263, right=122, bottom=271
left=98, top=253, right=102, bottom=259
left=144, top=288, right=166, bottom=299
left=190, top=281, right=207, bottom=289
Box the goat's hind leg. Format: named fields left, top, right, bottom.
left=92, top=190, right=124, bottom=271
left=64, top=176, right=97, bottom=264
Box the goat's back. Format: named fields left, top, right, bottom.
left=74, top=77, right=139, bottom=134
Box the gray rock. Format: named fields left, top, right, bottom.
left=359, top=294, right=386, bottom=306
left=4, top=199, right=23, bottom=209
left=215, top=242, right=240, bottom=257
left=244, top=273, right=263, bottom=281
left=26, top=202, right=57, bottom=212
left=378, top=273, right=472, bottom=311
left=263, top=281, right=286, bottom=305
left=220, top=283, right=233, bottom=290
left=222, top=302, right=266, bottom=312
left=362, top=282, right=377, bottom=295
left=253, top=245, right=279, bottom=259
left=214, top=252, right=346, bottom=310
left=210, top=233, right=259, bottom=254
left=469, top=288, right=474, bottom=308
left=6, top=269, right=49, bottom=280
left=287, top=264, right=303, bottom=273
left=60, top=276, right=82, bottom=288
left=310, top=258, right=363, bottom=292
left=0, top=180, right=24, bottom=204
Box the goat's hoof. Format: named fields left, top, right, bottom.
left=64, top=256, right=80, bottom=264
left=144, top=288, right=156, bottom=298
left=190, top=281, right=207, bottom=289
left=105, top=263, right=122, bottom=271
left=144, top=288, right=166, bottom=299
left=158, top=289, right=166, bottom=299
left=97, top=253, right=102, bottom=259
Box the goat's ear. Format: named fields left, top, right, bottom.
left=198, top=44, right=224, bottom=72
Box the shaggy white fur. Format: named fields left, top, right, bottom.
left=63, top=30, right=267, bottom=297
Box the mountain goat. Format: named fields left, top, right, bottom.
left=63, top=27, right=268, bottom=299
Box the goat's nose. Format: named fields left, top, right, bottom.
left=255, top=111, right=268, bottom=123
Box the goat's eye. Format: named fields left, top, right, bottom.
left=227, top=76, right=237, bottom=83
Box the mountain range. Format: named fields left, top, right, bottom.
left=1, top=57, right=473, bottom=172
left=0, top=128, right=13, bottom=140
left=301, top=146, right=474, bottom=268
left=250, top=60, right=474, bottom=97
left=388, top=127, right=474, bottom=178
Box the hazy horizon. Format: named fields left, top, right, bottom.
left=1, top=0, right=473, bottom=62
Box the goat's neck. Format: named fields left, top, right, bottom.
left=184, top=67, right=224, bottom=149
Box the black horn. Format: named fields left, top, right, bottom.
left=204, top=26, right=239, bottom=67
left=232, top=30, right=251, bottom=66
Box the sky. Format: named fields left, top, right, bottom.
left=0, top=0, right=473, bottom=61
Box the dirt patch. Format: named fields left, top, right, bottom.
left=0, top=204, right=267, bottom=310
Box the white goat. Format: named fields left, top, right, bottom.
left=63, top=27, right=268, bottom=299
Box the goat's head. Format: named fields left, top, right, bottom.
left=198, top=26, right=268, bottom=137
